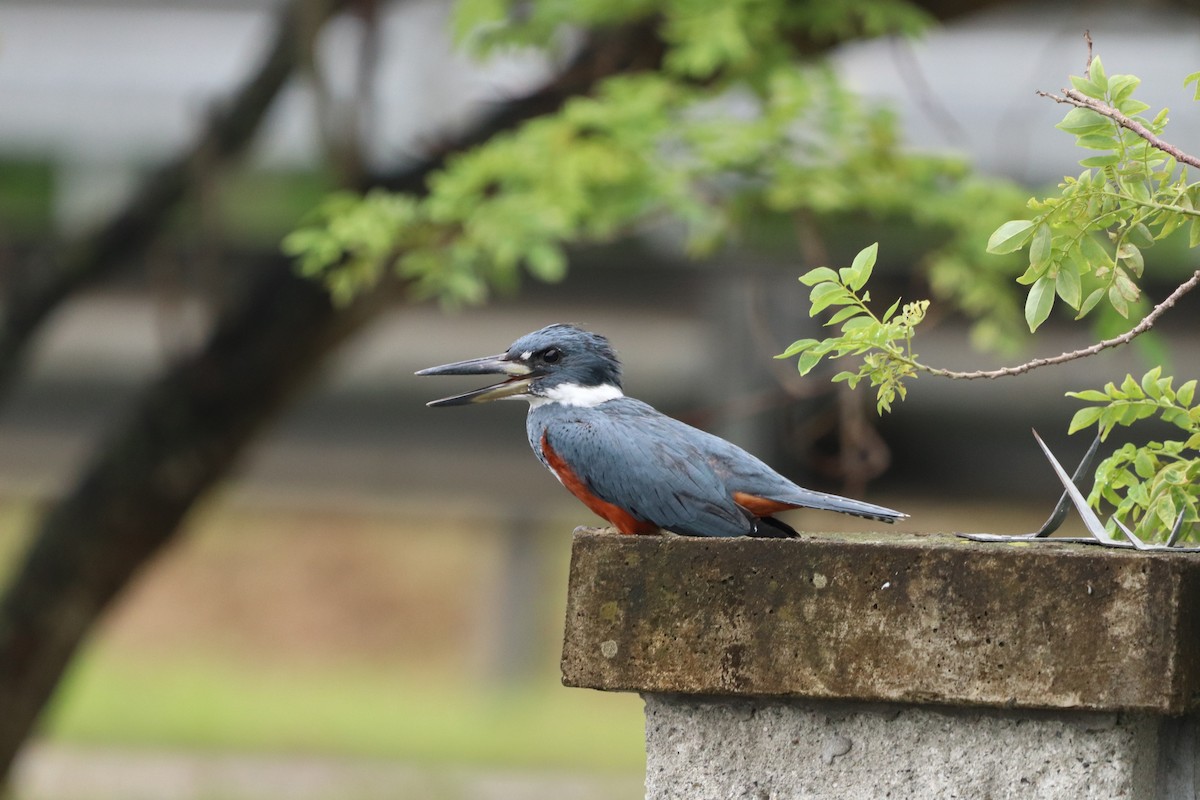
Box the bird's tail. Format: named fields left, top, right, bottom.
left=771, top=488, right=907, bottom=524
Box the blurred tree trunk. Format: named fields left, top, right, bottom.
left=0, top=260, right=375, bottom=780
left=0, top=5, right=659, bottom=786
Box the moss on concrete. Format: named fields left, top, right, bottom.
left=560, top=529, right=1200, bottom=713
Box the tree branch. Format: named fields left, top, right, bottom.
left=917, top=269, right=1200, bottom=380
left=1037, top=88, right=1200, bottom=170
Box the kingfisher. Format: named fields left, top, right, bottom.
left=416, top=323, right=905, bottom=537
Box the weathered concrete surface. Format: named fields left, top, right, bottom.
left=643, top=695, right=1172, bottom=800
left=561, top=529, right=1200, bottom=713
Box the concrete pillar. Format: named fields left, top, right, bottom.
left=559, top=529, right=1200, bottom=799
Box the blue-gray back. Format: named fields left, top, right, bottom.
left=527, top=397, right=783, bottom=536
left=527, top=396, right=901, bottom=534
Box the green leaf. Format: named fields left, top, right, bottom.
left=1139, top=366, right=1163, bottom=399
left=1056, top=107, right=1109, bottom=135
left=1133, top=448, right=1158, bottom=479
left=1120, top=373, right=1145, bottom=398
left=987, top=220, right=1035, bottom=254
left=1177, top=380, right=1196, bottom=408
left=845, top=242, right=878, bottom=291
left=1127, top=222, right=1155, bottom=249
left=809, top=282, right=850, bottom=315
left=1161, top=463, right=1189, bottom=485
left=1158, top=211, right=1184, bottom=240
left=831, top=371, right=860, bottom=386
left=1025, top=274, right=1055, bottom=332
left=1029, top=223, right=1052, bottom=268
left=1185, top=70, right=1200, bottom=101
left=1074, top=133, right=1118, bottom=150
left=826, top=305, right=862, bottom=325
left=1108, top=74, right=1140, bottom=103
left=799, top=267, right=839, bottom=286
left=1122, top=177, right=1151, bottom=204
left=797, top=349, right=823, bottom=376
left=1015, top=260, right=1049, bottom=286
left=1165, top=409, right=1194, bottom=431
left=1068, top=405, right=1104, bottom=434
left=1108, top=283, right=1130, bottom=317
left=1119, top=99, right=1151, bottom=116
left=1070, top=74, right=1106, bottom=100
left=1055, top=261, right=1082, bottom=308
left=777, top=338, right=819, bottom=359
left=1155, top=494, right=1179, bottom=530
left=1077, top=287, right=1106, bottom=319
left=1118, top=401, right=1158, bottom=426
left=840, top=316, right=875, bottom=333
left=1079, top=235, right=1111, bottom=271
left=1079, top=154, right=1121, bottom=168
left=1088, top=56, right=1108, bottom=91
left=1117, top=242, right=1144, bottom=277
left=1113, top=268, right=1140, bottom=303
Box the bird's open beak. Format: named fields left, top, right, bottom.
left=415, top=354, right=535, bottom=406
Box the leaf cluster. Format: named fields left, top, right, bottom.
left=284, top=191, right=419, bottom=304
left=777, top=243, right=927, bottom=413
left=1067, top=367, right=1200, bottom=541
left=285, top=0, right=1025, bottom=311
left=286, top=74, right=711, bottom=304
left=779, top=57, right=1200, bottom=543
left=455, top=0, right=929, bottom=81
left=986, top=57, right=1200, bottom=332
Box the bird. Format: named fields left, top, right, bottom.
left=416, top=323, right=906, bottom=537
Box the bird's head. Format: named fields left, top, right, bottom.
left=416, top=323, right=623, bottom=407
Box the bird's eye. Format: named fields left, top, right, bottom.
left=541, top=347, right=562, bottom=364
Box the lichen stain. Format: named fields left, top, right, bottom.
left=599, top=600, right=621, bottom=624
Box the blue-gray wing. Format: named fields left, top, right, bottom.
left=536, top=400, right=755, bottom=537
left=708, top=436, right=906, bottom=523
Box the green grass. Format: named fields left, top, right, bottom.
left=45, top=648, right=645, bottom=771
left=0, top=160, right=54, bottom=235
left=3, top=501, right=645, bottom=772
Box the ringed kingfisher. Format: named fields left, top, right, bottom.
left=417, top=323, right=906, bottom=537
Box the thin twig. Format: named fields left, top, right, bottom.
left=1037, top=88, right=1200, bottom=170
left=917, top=269, right=1200, bottom=380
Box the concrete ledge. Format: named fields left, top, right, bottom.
left=560, top=530, right=1200, bottom=713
